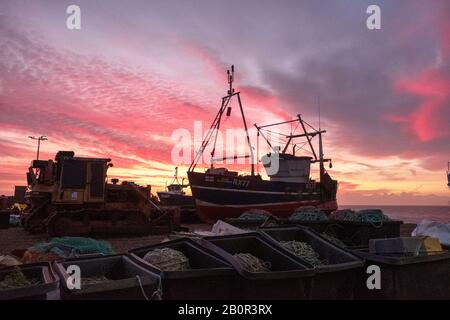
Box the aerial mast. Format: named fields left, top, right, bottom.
left=318, top=96, right=325, bottom=184
left=188, top=65, right=255, bottom=176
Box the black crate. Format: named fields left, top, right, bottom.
left=54, top=254, right=161, bottom=300
left=281, top=219, right=337, bottom=233
left=200, top=232, right=315, bottom=300
left=129, top=238, right=236, bottom=300
left=333, top=220, right=403, bottom=246
left=352, top=248, right=450, bottom=300
left=0, top=262, right=59, bottom=300
left=260, top=226, right=364, bottom=299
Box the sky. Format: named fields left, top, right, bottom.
left=0, top=0, right=449, bottom=205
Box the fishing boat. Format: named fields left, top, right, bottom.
left=157, top=167, right=195, bottom=208
left=187, top=66, right=338, bottom=223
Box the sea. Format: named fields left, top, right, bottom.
left=340, top=205, right=450, bottom=224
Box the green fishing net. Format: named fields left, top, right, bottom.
left=30, top=237, right=115, bottom=258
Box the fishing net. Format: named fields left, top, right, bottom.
left=233, top=253, right=271, bottom=272
left=358, top=209, right=391, bottom=223
left=329, top=209, right=359, bottom=221
left=330, top=209, right=391, bottom=224
left=280, top=241, right=327, bottom=266
left=143, top=248, right=190, bottom=271
left=81, top=276, right=109, bottom=287
left=289, top=206, right=329, bottom=221
left=29, top=237, right=115, bottom=258
left=0, top=267, right=39, bottom=290
left=239, top=209, right=273, bottom=220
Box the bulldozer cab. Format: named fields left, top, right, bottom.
left=57, top=155, right=110, bottom=204
left=27, top=151, right=111, bottom=204
left=27, top=159, right=54, bottom=186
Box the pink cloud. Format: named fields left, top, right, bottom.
left=388, top=68, right=450, bottom=142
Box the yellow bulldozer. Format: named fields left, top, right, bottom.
left=22, top=151, right=177, bottom=237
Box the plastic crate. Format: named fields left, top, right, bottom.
left=200, top=232, right=315, bottom=300
left=352, top=248, right=450, bottom=300
left=129, top=238, right=236, bottom=300
left=54, top=254, right=161, bottom=300
left=260, top=226, right=364, bottom=299
left=0, top=262, right=59, bottom=300
left=281, top=219, right=336, bottom=233
left=332, top=220, right=403, bottom=246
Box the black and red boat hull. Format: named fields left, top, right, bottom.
left=187, top=171, right=338, bottom=223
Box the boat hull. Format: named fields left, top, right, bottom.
left=188, top=171, right=338, bottom=223
left=157, top=192, right=195, bottom=207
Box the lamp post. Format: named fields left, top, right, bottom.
left=28, top=136, right=48, bottom=160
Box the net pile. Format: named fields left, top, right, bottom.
left=0, top=267, right=39, bottom=290
left=29, top=237, right=115, bottom=258
left=280, top=241, right=327, bottom=266
left=330, top=209, right=359, bottom=221
left=81, top=276, right=109, bottom=287
left=144, top=248, right=190, bottom=271
left=358, top=209, right=391, bottom=223
left=330, top=209, right=391, bottom=223
left=233, top=253, right=271, bottom=272
left=239, top=209, right=273, bottom=220
left=289, top=207, right=329, bottom=221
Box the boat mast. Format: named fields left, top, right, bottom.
left=173, top=166, right=179, bottom=184
left=318, top=96, right=325, bottom=184
left=188, top=65, right=255, bottom=176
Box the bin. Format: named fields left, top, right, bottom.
left=200, top=232, right=315, bottom=300
left=129, top=238, right=236, bottom=300
left=334, top=220, right=403, bottom=246
left=0, top=262, right=59, bottom=300
left=54, top=254, right=161, bottom=300
left=260, top=226, right=364, bottom=299
left=352, top=248, right=450, bottom=299
left=281, top=219, right=336, bottom=233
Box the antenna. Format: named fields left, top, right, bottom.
left=189, top=65, right=255, bottom=176
left=318, top=95, right=321, bottom=130
left=227, top=65, right=235, bottom=95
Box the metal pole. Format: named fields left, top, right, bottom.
left=319, top=132, right=324, bottom=183
left=236, top=93, right=254, bottom=176
left=298, top=115, right=318, bottom=160
left=254, top=124, right=276, bottom=153
left=37, top=138, right=41, bottom=160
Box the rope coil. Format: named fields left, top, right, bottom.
left=289, top=207, right=328, bottom=221
left=143, top=248, right=190, bottom=271
left=280, top=241, right=328, bottom=266
left=233, top=253, right=271, bottom=272
left=330, top=209, right=391, bottom=227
